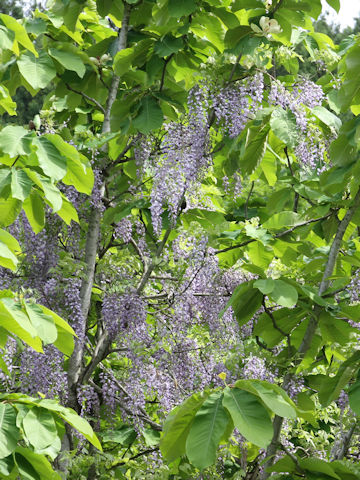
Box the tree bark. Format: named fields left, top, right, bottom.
left=260, top=188, right=360, bottom=479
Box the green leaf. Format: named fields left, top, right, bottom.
left=48, top=47, right=85, bottom=78
left=17, top=52, right=56, bottom=90
left=349, top=374, right=360, bottom=416
left=0, top=404, right=20, bottom=459
left=318, top=350, right=360, bottom=406
left=24, top=170, right=62, bottom=212
left=35, top=400, right=102, bottom=451
left=0, top=126, right=31, bottom=157
left=0, top=298, right=42, bottom=352
left=14, top=452, right=41, bottom=480
left=23, top=303, right=57, bottom=345
left=221, top=280, right=263, bottom=326
left=0, top=14, right=38, bottom=56
left=263, top=211, right=300, bottom=230
left=268, top=279, right=298, bottom=308
left=270, top=107, right=299, bottom=149
left=234, top=380, right=297, bottom=419
left=133, top=96, right=164, bottom=134
left=154, top=35, right=183, bottom=58
left=143, top=428, right=160, bottom=447
left=185, top=392, right=230, bottom=470
left=299, top=457, right=341, bottom=480
left=33, top=136, right=67, bottom=181
left=0, top=197, right=22, bottom=226
left=39, top=305, right=75, bottom=357
left=0, top=455, right=14, bottom=476
left=23, top=191, right=45, bottom=234
left=254, top=279, right=275, bottom=295
left=56, top=197, right=79, bottom=225
left=222, top=387, right=273, bottom=448
left=0, top=240, right=18, bottom=271
left=325, top=0, right=340, bottom=11
left=241, top=124, right=269, bottom=175
left=0, top=85, right=16, bottom=115
left=15, top=446, right=61, bottom=480
left=102, top=426, right=137, bottom=446
left=48, top=136, right=94, bottom=194
left=311, top=106, right=341, bottom=132
left=160, top=392, right=209, bottom=462
left=11, top=168, right=32, bottom=201
left=23, top=408, right=58, bottom=450
left=168, top=0, right=197, bottom=17
left=113, top=47, right=135, bottom=76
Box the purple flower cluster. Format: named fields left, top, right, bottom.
left=213, top=73, right=264, bottom=138
left=114, top=217, right=132, bottom=243
left=19, top=345, right=67, bottom=400
left=150, top=85, right=211, bottom=235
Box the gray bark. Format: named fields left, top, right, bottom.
left=260, top=189, right=360, bottom=479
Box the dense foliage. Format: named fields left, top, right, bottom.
left=2, top=0, right=360, bottom=478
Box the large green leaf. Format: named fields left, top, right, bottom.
left=349, top=373, right=360, bottom=416
left=0, top=14, right=38, bottom=56
left=24, top=303, right=57, bottom=345
left=49, top=134, right=93, bottom=194
left=168, top=0, right=197, bottom=17
left=23, top=191, right=45, bottom=234
left=133, top=96, right=164, bottom=134
left=11, top=168, right=32, bottom=201
left=0, top=298, right=42, bottom=352
left=222, top=387, right=273, bottom=448
left=154, top=35, right=184, bottom=57
left=39, top=305, right=75, bottom=357
left=160, top=392, right=209, bottom=462
left=221, top=280, right=263, bottom=326
left=33, top=136, right=67, bottom=181
left=268, top=279, right=298, bottom=308
left=0, top=404, right=20, bottom=459
left=185, top=392, right=230, bottom=470
left=17, top=52, right=56, bottom=90
left=48, top=47, right=85, bottom=78
left=325, top=0, right=340, bottom=12
left=0, top=197, right=22, bottom=226
left=270, top=107, right=299, bottom=148
left=15, top=446, right=61, bottom=480
left=0, top=240, right=18, bottom=271
left=299, top=457, right=341, bottom=480
left=0, top=85, right=16, bottom=115
left=23, top=408, right=58, bottom=450
left=241, top=124, right=269, bottom=174
left=234, top=380, right=297, bottom=419
left=317, top=351, right=360, bottom=406
left=0, top=126, right=31, bottom=157
left=35, top=400, right=102, bottom=451
left=312, top=106, right=341, bottom=132
left=113, top=47, right=135, bottom=76
left=24, top=169, right=62, bottom=212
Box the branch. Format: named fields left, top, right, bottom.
left=284, top=147, right=299, bottom=212
left=160, top=54, right=174, bottom=92
left=245, top=181, right=254, bottom=220
left=332, top=421, right=357, bottom=460
left=65, top=83, right=105, bottom=114
left=260, top=188, right=360, bottom=479
left=67, top=4, right=132, bottom=410
left=215, top=213, right=332, bottom=254
left=271, top=0, right=285, bottom=15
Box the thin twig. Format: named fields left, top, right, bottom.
left=245, top=181, right=254, bottom=220
left=215, top=212, right=332, bottom=254
left=65, top=83, right=106, bottom=113
left=160, top=54, right=174, bottom=92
